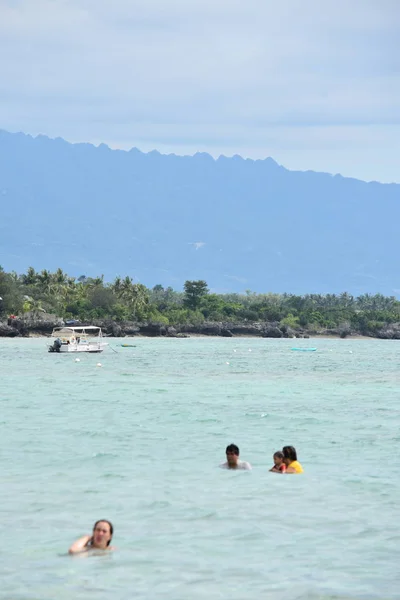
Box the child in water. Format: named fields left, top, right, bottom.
left=270, top=451, right=287, bottom=473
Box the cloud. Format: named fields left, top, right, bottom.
left=189, top=242, right=206, bottom=250
left=0, top=0, right=399, bottom=181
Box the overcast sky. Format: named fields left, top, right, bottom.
left=0, top=0, right=399, bottom=182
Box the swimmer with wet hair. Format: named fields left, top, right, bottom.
left=282, top=446, right=304, bottom=473
left=68, top=519, right=114, bottom=554
left=269, top=451, right=287, bottom=473
left=220, top=443, right=252, bottom=470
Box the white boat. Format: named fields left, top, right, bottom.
left=48, top=326, right=108, bottom=353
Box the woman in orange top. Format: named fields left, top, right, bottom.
left=282, top=446, right=303, bottom=473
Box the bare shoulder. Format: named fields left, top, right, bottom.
left=240, top=461, right=252, bottom=470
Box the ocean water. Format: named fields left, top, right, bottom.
left=1, top=336, right=399, bottom=600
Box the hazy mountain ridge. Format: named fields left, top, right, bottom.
left=0, top=129, right=399, bottom=295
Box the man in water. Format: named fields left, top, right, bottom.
left=220, top=444, right=252, bottom=470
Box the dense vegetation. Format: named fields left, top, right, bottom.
left=1, top=267, right=400, bottom=336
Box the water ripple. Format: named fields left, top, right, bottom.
left=1, top=337, right=399, bottom=599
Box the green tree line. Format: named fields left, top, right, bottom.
left=1, top=266, right=400, bottom=335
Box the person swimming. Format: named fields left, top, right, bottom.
left=220, top=443, right=252, bottom=470
left=68, top=519, right=114, bottom=554
left=282, top=446, right=304, bottom=473
left=269, top=450, right=287, bottom=473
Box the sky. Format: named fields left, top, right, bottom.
left=0, top=0, right=399, bottom=183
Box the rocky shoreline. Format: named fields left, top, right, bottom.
left=1, top=312, right=400, bottom=340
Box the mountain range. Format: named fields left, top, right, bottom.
left=0, top=129, right=399, bottom=295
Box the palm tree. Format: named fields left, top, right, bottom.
left=54, top=268, right=68, bottom=285
left=111, top=276, right=123, bottom=294
left=117, top=278, right=149, bottom=319
left=339, top=292, right=354, bottom=309
left=21, top=266, right=38, bottom=286
left=37, top=269, right=52, bottom=293
left=84, top=275, right=104, bottom=290
left=92, top=275, right=104, bottom=287
left=22, top=296, right=45, bottom=314
left=129, top=283, right=149, bottom=319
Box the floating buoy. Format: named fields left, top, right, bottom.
left=96, top=363, right=102, bottom=367
left=226, top=361, right=230, bottom=365
left=75, top=358, right=80, bottom=362
left=248, top=349, right=252, bottom=352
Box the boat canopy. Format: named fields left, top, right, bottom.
left=51, top=326, right=102, bottom=337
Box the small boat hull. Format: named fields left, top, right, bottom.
left=49, top=342, right=107, bottom=353
left=291, top=347, right=317, bottom=352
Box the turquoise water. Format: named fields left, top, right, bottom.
left=1, top=337, right=399, bottom=600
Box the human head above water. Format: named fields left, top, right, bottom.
left=282, top=446, right=297, bottom=465
left=92, top=519, right=114, bottom=547
left=226, top=443, right=240, bottom=466
left=226, top=444, right=239, bottom=456
left=273, top=451, right=284, bottom=466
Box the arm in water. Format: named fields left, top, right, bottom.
left=68, top=534, right=92, bottom=554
